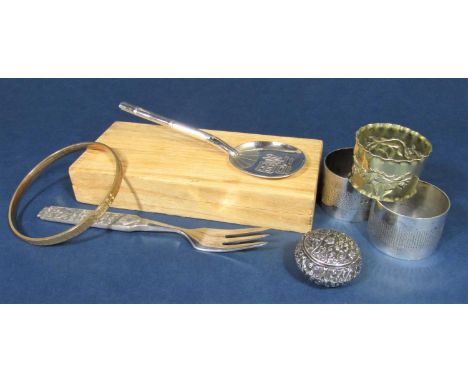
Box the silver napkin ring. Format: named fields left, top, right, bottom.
left=368, top=180, right=450, bottom=260
left=320, top=147, right=371, bottom=222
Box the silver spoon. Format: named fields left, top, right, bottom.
left=119, top=102, right=306, bottom=179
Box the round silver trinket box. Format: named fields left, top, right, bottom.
left=294, top=229, right=362, bottom=287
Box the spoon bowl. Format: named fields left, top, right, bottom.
left=229, top=141, right=305, bottom=178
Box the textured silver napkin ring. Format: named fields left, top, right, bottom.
left=368, top=180, right=450, bottom=260
left=321, top=147, right=371, bottom=222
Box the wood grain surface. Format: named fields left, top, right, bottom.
left=69, top=121, right=323, bottom=232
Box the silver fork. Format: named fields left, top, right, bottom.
left=37, top=206, right=269, bottom=252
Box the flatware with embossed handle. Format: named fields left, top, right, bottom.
left=37, top=206, right=269, bottom=252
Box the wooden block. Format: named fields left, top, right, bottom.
left=69, top=121, right=323, bottom=232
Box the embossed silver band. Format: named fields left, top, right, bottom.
left=8, top=142, right=123, bottom=246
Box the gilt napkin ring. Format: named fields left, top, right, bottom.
left=350, top=123, right=432, bottom=202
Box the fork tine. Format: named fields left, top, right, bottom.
left=220, top=241, right=268, bottom=252
left=224, top=227, right=269, bottom=238
left=222, top=234, right=269, bottom=245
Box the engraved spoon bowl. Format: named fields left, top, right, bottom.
left=229, top=141, right=305, bottom=178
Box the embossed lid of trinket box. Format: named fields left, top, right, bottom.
left=294, top=229, right=362, bottom=287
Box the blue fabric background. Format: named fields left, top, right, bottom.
left=0, top=79, right=466, bottom=303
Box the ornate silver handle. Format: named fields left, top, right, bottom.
left=119, top=102, right=238, bottom=157
left=37, top=206, right=182, bottom=234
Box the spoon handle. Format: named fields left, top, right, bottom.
left=119, top=102, right=238, bottom=156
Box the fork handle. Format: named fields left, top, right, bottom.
left=141, top=218, right=184, bottom=233
left=37, top=206, right=183, bottom=234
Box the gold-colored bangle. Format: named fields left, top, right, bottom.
left=8, top=142, right=123, bottom=246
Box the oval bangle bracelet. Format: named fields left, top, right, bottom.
left=8, top=142, right=123, bottom=246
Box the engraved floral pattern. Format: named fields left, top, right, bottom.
left=365, top=136, right=424, bottom=161
left=38, top=206, right=144, bottom=229
left=351, top=158, right=414, bottom=199
left=294, top=229, right=361, bottom=287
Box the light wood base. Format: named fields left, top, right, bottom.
left=69, top=122, right=322, bottom=232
